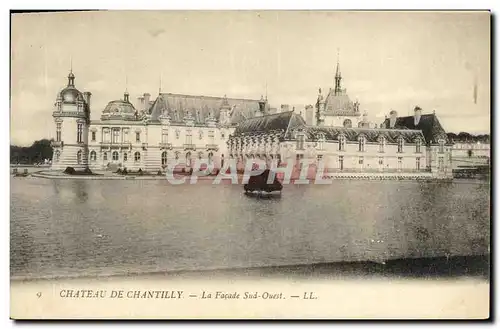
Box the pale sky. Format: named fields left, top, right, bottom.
left=11, top=11, right=490, bottom=146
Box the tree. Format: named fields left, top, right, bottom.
left=10, top=138, right=54, bottom=164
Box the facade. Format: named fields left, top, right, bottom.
left=447, top=133, right=490, bottom=171
left=51, top=71, right=269, bottom=171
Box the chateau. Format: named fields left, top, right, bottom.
left=50, top=61, right=453, bottom=179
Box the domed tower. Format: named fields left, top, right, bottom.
left=51, top=71, right=91, bottom=170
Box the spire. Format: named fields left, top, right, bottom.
left=124, top=75, right=129, bottom=102
left=334, top=48, right=342, bottom=95
left=159, top=74, right=162, bottom=94
left=265, top=81, right=268, bottom=101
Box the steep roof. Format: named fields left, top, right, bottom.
left=304, top=126, right=424, bottom=143
left=148, top=93, right=264, bottom=125
left=382, top=114, right=448, bottom=144
left=233, top=111, right=306, bottom=138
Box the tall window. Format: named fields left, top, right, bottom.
left=134, top=152, right=141, bottom=162
left=338, top=155, right=344, bottom=171
left=296, top=133, right=305, bottom=150
left=122, top=129, right=129, bottom=142
left=103, top=129, right=110, bottom=142
left=123, top=152, right=128, bottom=162
left=416, top=139, right=422, bottom=153
left=161, top=151, right=168, bottom=166
left=55, top=151, right=60, bottom=162
left=416, top=157, right=421, bottom=170
left=397, top=137, right=404, bottom=153
left=208, top=130, right=215, bottom=144
left=208, top=152, right=213, bottom=165
left=77, top=150, right=82, bottom=164
left=112, top=151, right=119, bottom=161
left=77, top=123, right=83, bottom=143
left=103, top=152, right=108, bottom=161
left=378, top=157, right=384, bottom=168
left=135, top=132, right=141, bottom=143
left=112, top=129, right=119, bottom=144
left=186, top=129, right=193, bottom=144
left=91, top=131, right=96, bottom=142
left=438, top=158, right=444, bottom=172
left=161, top=129, right=169, bottom=144
left=358, top=156, right=364, bottom=168
left=378, top=136, right=385, bottom=153
left=338, top=135, right=346, bottom=151
left=438, top=140, right=445, bottom=154
left=56, top=123, right=62, bottom=142
left=397, top=157, right=403, bottom=171
left=317, top=134, right=325, bottom=150
left=90, top=151, right=96, bottom=161
left=358, top=135, right=366, bottom=152
left=186, top=152, right=192, bottom=166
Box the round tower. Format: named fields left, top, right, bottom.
left=51, top=71, right=91, bottom=170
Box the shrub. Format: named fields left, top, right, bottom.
left=157, top=170, right=163, bottom=176
left=138, top=168, right=143, bottom=176
left=122, top=168, right=128, bottom=175
left=116, top=168, right=122, bottom=174
left=83, top=167, right=92, bottom=174
left=64, top=167, right=76, bottom=175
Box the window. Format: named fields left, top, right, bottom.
left=208, top=152, right=214, bottom=165
left=90, top=151, right=96, bottom=161
left=134, top=152, right=141, bottom=162
left=123, top=129, right=129, bottom=142
left=439, top=140, right=445, bottom=154
left=112, top=151, right=119, bottom=161
left=398, top=137, right=404, bottom=153
left=55, top=151, right=60, bottom=162
left=317, top=154, right=323, bottom=162
left=438, top=157, right=444, bottom=172
left=221, top=132, right=225, bottom=139
left=358, top=157, right=364, bottom=165
left=175, top=151, right=180, bottom=160
left=103, top=129, right=110, bottom=142
left=103, top=152, right=108, bottom=161
left=77, top=150, right=82, bottom=164
left=161, top=151, right=168, bottom=166
left=186, top=152, right=192, bottom=166
left=378, top=157, right=384, bottom=167
left=208, top=130, right=215, bottom=144
left=416, top=139, right=422, bottom=153
left=161, top=129, right=168, bottom=144
left=343, top=119, right=352, bottom=128
left=338, top=135, right=346, bottom=151
left=397, top=157, right=403, bottom=171
left=112, top=129, right=119, bottom=143
left=123, top=152, right=128, bottom=162
left=198, top=152, right=203, bottom=159
left=56, top=123, right=62, bottom=142
left=378, top=136, right=385, bottom=153
left=296, top=133, right=305, bottom=150
left=358, top=135, right=366, bottom=152
left=186, top=130, right=193, bottom=144
left=317, top=134, right=325, bottom=150
left=338, top=155, right=344, bottom=170
left=416, top=157, right=421, bottom=170
left=136, top=132, right=141, bottom=143
left=91, top=131, right=96, bottom=142
left=77, top=123, right=83, bottom=143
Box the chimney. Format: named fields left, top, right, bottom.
left=124, top=91, right=130, bottom=103
left=143, top=93, right=151, bottom=112
left=137, top=96, right=144, bottom=111
left=280, top=104, right=290, bottom=112
left=83, top=92, right=92, bottom=108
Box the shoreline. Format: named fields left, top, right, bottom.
left=11, top=254, right=490, bottom=283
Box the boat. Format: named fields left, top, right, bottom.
left=244, top=169, right=283, bottom=194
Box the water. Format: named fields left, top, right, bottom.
left=10, top=177, right=490, bottom=280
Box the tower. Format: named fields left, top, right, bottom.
left=51, top=70, right=91, bottom=170
left=334, top=51, right=342, bottom=96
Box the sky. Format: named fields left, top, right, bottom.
left=11, top=11, right=490, bottom=146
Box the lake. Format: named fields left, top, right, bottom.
left=10, top=177, right=490, bottom=280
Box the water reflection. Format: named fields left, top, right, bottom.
left=10, top=178, right=490, bottom=279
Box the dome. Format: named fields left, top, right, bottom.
left=102, top=99, right=137, bottom=119
left=58, top=86, right=84, bottom=104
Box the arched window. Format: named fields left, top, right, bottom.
left=112, top=151, right=119, bottom=161
left=343, top=119, right=352, bottom=128
left=103, top=152, right=108, bottom=161
left=90, top=150, right=96, bottom=161
left=338, top=134, right=346, bottom=151
left=397, top=137, right=404, bottom=153
left=123, top=153, right=128, bottom=162
left=134, top=152, right=141, bottom=162
left=358, top=135, right=366, bottom=152
left=77, top=150, right=82, bottom=164
left=161, top=151, right=168, bottom=166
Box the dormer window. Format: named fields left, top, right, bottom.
left=397, top=137, right=404, bottom=153
left=317, top=133, right=325, bottom=150
left=358, top=135, right=366, bottom=152
left=296, top=131, right=305, bottom=150
left=416, top=138, right=422, bottom=153
left=338, top=134, right=346, bottom=151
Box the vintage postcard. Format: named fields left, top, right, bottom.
left=10, top=10, right=490, bottom=319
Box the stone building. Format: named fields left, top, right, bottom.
left=50, top=71, right=269, bottom=171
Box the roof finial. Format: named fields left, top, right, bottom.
left=265, top=81, right=268, bottom=101
left=70, top=55, right=73, bottom=74
left=125, top=74, right=128, bottom=93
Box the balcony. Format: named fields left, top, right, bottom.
left=183, top=144, right=196, bottom=151
left=159, top=142, right=173, bottom=150
left=51, top=140, right=63, bottom=148
left=100, top=142, right=132, bottom=149
left=206, top=144, right=219, bottom=151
